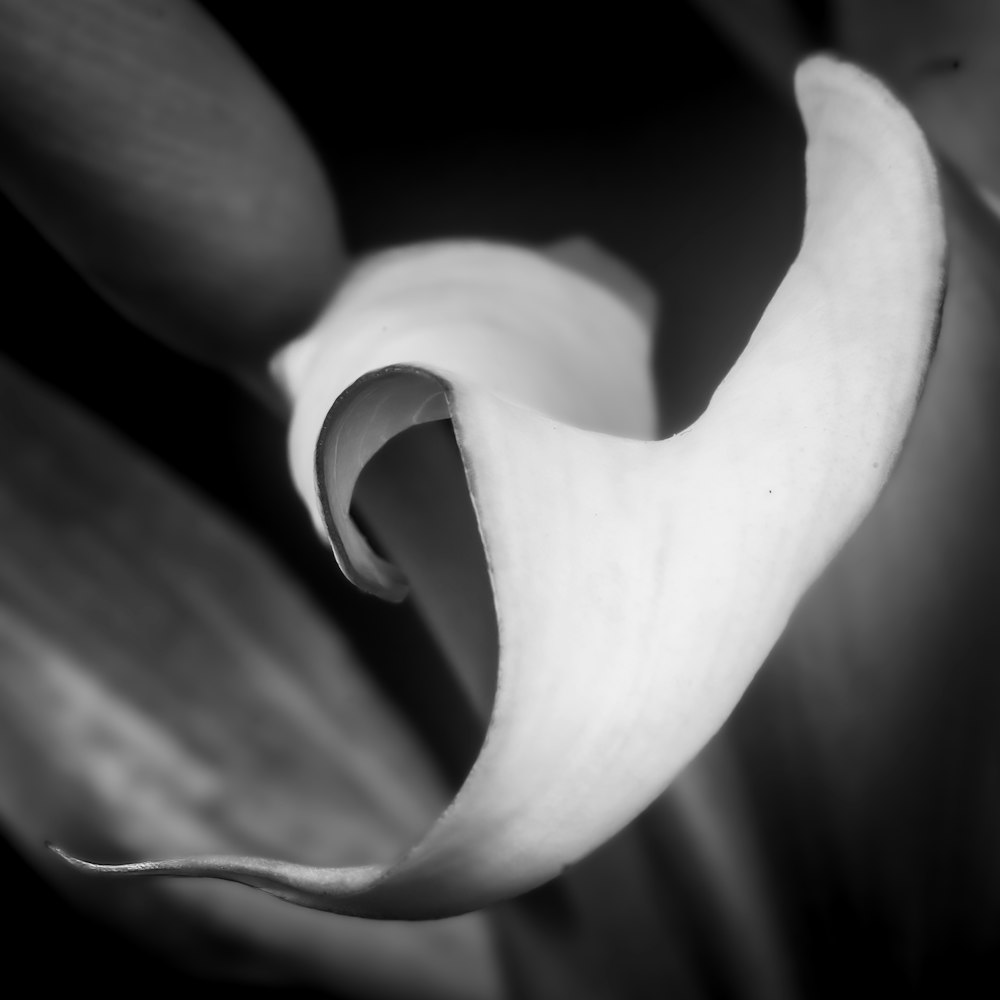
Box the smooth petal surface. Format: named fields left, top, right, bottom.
left=1, top=358, right=498, bottom=999
left=68, top=56, right=944, bottom=919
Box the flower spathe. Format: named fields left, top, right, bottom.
left=52, top=54, right=946, bottom=921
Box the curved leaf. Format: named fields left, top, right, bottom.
left=0, top=0, right=341, bottom=364
left=59, top=55, right=945, bottom=919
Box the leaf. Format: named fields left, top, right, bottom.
left=0, top=0, right=341, bottom=364
left=59, top=55, right=945, bottom=920
left=0, top=356, right=498, bottom=999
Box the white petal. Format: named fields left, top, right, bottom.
left=63, top=55, right=944, bottom=920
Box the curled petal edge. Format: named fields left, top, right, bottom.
left=53, top=55, right=945, bottom=919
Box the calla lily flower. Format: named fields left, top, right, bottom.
left=53, top=52, right=945, bottom=921
left=1, top=2, right=997, bottom=997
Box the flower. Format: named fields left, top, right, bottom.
left=0, top=2, right=996, bottom=998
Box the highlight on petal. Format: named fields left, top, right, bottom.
left=0, top=358, right=498, bottom=998
left=56, top=55, right=945, bottom=919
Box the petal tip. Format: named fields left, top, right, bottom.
left=46, top=842, right=135, bottom=876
